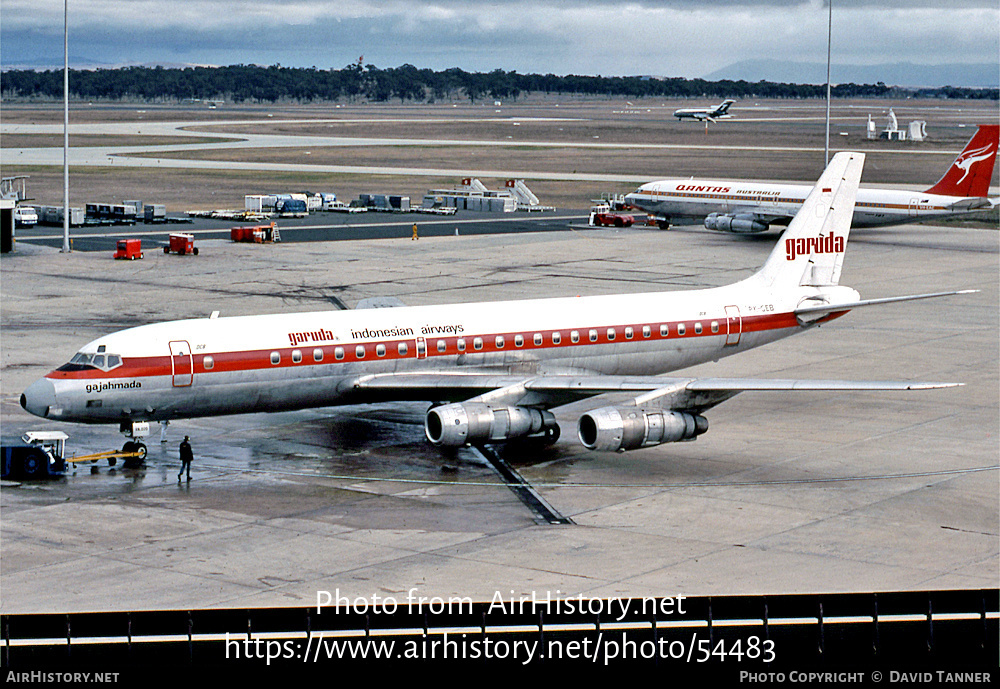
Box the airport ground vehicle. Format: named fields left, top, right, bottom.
left=1, top=432, right=67, bottom=479
left=592, top=211, right=634, bottom=227
left=231, top=222, right=279, bottom=243
left=114, top=238, right=143, bottom=260
left=14, top=206, right=38, bottom=227
left=164, top=233, right=198, bottom=255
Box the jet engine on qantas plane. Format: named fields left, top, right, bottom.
left=425, top=403, right=559, bottom=447
left=577, top=407, right=708, bottom=453
left=704, top=213, right=770, bottom=234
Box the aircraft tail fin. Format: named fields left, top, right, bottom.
left=924, top=124, right=999, bottom=198
left=754, top=152, right=865, bottom=289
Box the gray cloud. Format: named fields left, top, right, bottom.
left=3, top=1, right=997, bottom=81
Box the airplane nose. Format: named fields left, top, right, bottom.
left=21, top=378, right=57, bottom=419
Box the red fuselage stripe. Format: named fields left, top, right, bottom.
left=47, top=311, right=803, bottom=381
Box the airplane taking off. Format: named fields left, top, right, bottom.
left=21, top=153, right=968, bottom=457
left=626, top=124, right=999, bottom=232
left=674, top=99, right=736, bottom=122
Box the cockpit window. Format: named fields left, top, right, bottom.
left=57, top=351, right=124, bottom=372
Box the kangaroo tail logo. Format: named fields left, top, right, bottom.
left=954, top=142, right=996, bottom=185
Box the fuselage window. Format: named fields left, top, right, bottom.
left=313, top=348, right=324, bottom=362
left=607, top=328, right=616, bottom=341
left=335, top=347, right=345, bottom=361
left=552, top=332, right=562, bottom=345
left=589, top=329, right=598, bottom=342
left=642, top=325, right=652, bottom=338
left=270, top=351, right=281, bottom=365
left=203, top=356, right=214, bottom=370
left=292, top=349, right=302, bottom=363
left=514, top=334, right=524, bottom=347
left=677, top=324, right=686, bottom=336
left=711, top=321, right=719, bottom=334
left=398, top=342, right=408, bottom=356
left=437, top=340, right=447, bottom=353
left=694, top=322, right=703, bottom=335
left=625, top=327, right=634, bottom=340
left=355, top=345, right=366, bottom=359
left=474, top=337, right=483, bottom=351
left=660, top=324, right=669, bottom=337
left=571, top=330, right=580, bottom=343
left=495, top=336, right=505, bottom=348
left=457, top=338, right=466, bottom=352
left=376, top=344, right=386, bottom=357
left=533, top=333, right=542, bottom=346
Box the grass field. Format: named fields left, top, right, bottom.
left=3, top=97, right=997, bottom=214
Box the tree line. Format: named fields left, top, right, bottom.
left=2, top=63, right=996, bottom=103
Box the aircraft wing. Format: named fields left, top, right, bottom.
left=725, top=204, right=794, bottom=223
left=345, top=371, right=958, bottom=413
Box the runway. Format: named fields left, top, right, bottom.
left=2, top=222, right=996, bottom=614
left=0, top=110, right=980, bottom=187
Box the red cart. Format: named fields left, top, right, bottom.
left=114, top=239, right=143, bottom=260
left=164, top=233, right=199, bottom=255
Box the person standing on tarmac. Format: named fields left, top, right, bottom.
left=412, top=223, right=419, bottom=240
left=178, top=436, right=193, bottom=481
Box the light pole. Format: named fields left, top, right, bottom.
left=62, top=0, right=71, bottom=253
left=825, top=0, right=832, bottom=166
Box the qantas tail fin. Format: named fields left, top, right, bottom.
left=925, top=124, right=998, bottom=198
left=754, top=152, right=864, bottom=289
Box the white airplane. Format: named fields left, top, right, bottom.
left=21, top=152, right=968, bottom=458
left=673, top=99, right=736, bottom=122
left=626, top=124, right=998, bottom=232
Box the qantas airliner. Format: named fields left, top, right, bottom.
left=21, top=153, right=968, bottom=458
left=626, top=124, right=998, bottom=232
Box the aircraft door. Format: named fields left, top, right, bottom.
left=169, top=340, right=194, bottom=387
left=908, top=198, right=921, bottom=217
left=724, top=306, right=742, bottom=346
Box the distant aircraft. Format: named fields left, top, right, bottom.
left=673, top=99, right=736, bottom=122
left=626, top=124, right=999, bottom=232
left=22, top=153, right=966, bottom=457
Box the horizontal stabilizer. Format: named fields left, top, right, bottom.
left=795, top=289, right=978, bottom=321
left=946, top=197, right=993, bottom=211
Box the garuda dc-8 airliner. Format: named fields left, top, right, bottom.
left=22, top=152, right=969, bottom=458
left=626, top=124, right=998, bottom=232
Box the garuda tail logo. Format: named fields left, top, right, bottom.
left=786, top=233, right=845, bottom=261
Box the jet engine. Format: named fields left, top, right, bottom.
left=425, top=403, right=558, bottom=447
left=704, top=213, right=769, bottom=234
left=577, top=407, right=708, bottom=452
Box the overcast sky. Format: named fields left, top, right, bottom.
left=2, top=1, right=997, bottom=81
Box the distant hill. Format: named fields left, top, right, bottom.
left=704, top=59, right=998, bottom=89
